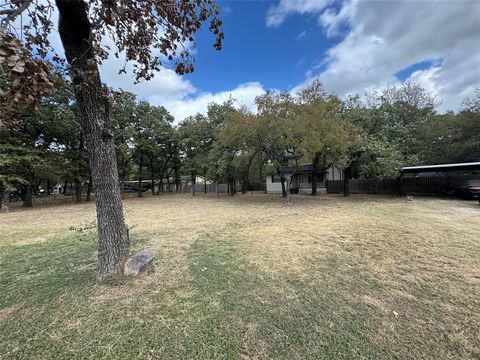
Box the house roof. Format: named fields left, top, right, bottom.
left=401, top=162, right=480, bottom=174
left=280, top=164, right=314, bottom=173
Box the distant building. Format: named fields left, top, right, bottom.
left=266, top=163, right=343, bottom=194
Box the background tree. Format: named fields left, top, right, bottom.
left=179, top=114, right=215, bottom=196
left=451, top=90, right=480, bottom=162
left=0, top=143, right=34, bottom=212
left=149, top=107, right=175, bottom=195
left=294, top=82, right=351, bottom=195
left=111, top=92, right=137, bottom=197
left=0, top=76, right=82, bottom=207
left=207, top=101, right=246, bottom=194
left=1, top=0, right=223, bottom=281
left=254, top=91, right=295, bottom=197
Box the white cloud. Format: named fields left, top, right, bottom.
left=220, top=4, right=232, bottom=15
left=99, top=55, right=266, bottom=122
left=266, top=0, right=332, bottom=27
left=318, top=1, right=353, bottom=38
left=100, top=60, right=196, bottom=102
left=295, top=30, right=307, bottom=41
left=158, top=82, right=266, bottom=123
left=274, top=0, right=480, bottom=112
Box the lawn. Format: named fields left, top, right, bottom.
left=1, top=193, right=479, bottom=359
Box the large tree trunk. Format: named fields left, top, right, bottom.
left=150, top=158, right=155, bottom=195
left=343, top=165, right=351, bottom=197
left=0, top=187, right=9, bottom=213
left=311, top=153, right=320, bottom=196
left=174, top=155, right=180, bottom=192
left=157, top=159, right=170, bottom=194
left=23, top=185, right=33, bottom=207
left=166, top=170, right=171, bottom=192
left=157, top=169, right=164, bottom=194
left=159, top=179, right=164, bottom=193
left=74, top=176, right=82, bottom=203
left=229, top=178, right=236, bottom=196
left=57, top=0, right=129, bottom=282
left=277, top=170, right=287, bottom=198
left=280, top=177, right=286, bottom=198
left=285, top=175, right=293, bottom=203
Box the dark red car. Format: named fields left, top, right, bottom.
left=454, top=180, right=480, bottom=200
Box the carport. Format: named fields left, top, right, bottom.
left=400, top=162, right=480, bottom=175
left=398, top=162, right=480, bottom=201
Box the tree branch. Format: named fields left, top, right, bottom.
left=0, top=0, right=32, bottom=28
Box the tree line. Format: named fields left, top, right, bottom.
left=2, top=78, right=479, bottom=210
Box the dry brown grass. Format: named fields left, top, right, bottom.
left=1, top=193, right=479, bottom=359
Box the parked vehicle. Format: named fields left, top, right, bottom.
left=454, top=180, right=480, bottom=199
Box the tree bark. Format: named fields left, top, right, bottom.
left=230, top=179, right=236, bottom=196
left=150, top=158, right=155, bottom=195
left=57, top=0, right=129, bottom=282
left=158, top=176, right=164, bottom=194
left=190, top=174, right=196, bottom=196
left=157, top=158, right=170, bottom=194
left=23, top=185, right=33, bottom=207
left=279, top=173, right=287, bottom=197
left=166, top=169, right=171, bottom=192
left=343, top=165, right=351, bottom=197
left=280, top=177, right=286, bottom=198
left=174, top=155, right=180, bottom=192
left=0, top=187, right=9, bottom=213
left=74, top=176, right=82, bottom=203
left=242, top=154, right=256, bottom=195
left=285, top=175, right=293, bottom=203
left=311, top=153, right=320, bottom=196
left=204, top=167, right=207, bottom=194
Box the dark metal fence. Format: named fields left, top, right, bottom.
left=326, top=175, right=480, bottom=195
left=185, top=181, right=266, bottom=194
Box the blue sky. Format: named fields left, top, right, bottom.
left=97, top=0, right=480, bottom=121
left=185, top=1, right=338, bottom=93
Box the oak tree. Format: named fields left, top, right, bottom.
left=0, top=0, right=223, bottom=281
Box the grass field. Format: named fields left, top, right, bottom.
left=1, top=193, right=479, bottom=359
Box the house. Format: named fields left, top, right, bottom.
left=53, top=182, right=91, bottom=195
left=266, top=163, right=343, bottom=194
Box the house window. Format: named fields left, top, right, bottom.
left=307, top=173, right=313, bottom=183
left=271, top=174, right=282, bottom=183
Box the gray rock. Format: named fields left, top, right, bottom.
left=179, top=243, right=191, bottom=250
left=124, top=250, right=155, bottom=276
